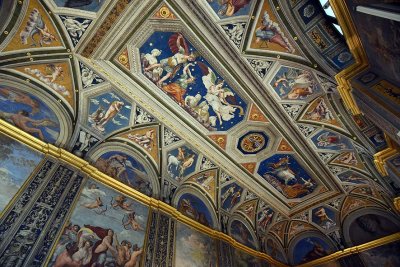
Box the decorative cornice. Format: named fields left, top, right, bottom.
left=297, top=232, right=400, bottom=267
left=330, top=0, right=368, bottom=115
left=0, top=119, right=286, bottom=267
left=373, top=135, right=399, bottom=176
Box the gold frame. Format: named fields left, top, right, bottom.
left=1, top=120, right=400, bottom=266
left=297, top=232, right=400, bottom=267
left=0, top=119, right=284, bottom=266
left=330, top=0, right=368, bottom=115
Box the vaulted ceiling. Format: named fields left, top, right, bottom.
left=0, top=0, right=397, bottom=264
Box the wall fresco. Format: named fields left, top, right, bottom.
left=139, top=31, right=247, bottom=131
left=233, top=247, right=269, bottom=267
left=0, top=85, right=61, bottom=143
left=359, top=241, right=400, bottom=267
left=94, top=151, right=153, bottom=196
left=0, top=133, right=43, bottom=212
left=292, top=236, right=333, bottom=265
left=349, top=214, right=400, bottom=245
left=230, top=219, right=256, bottom=250
left=175, top=222, right=217, bottom=267
left=177, top=193, right=214, bottom=227
left=49, top=180, right=149, bottom=267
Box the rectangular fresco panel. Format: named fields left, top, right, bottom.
left=175, top=222, right=217, bottom=267
left=0, top=132, right=43, bottom=212
left=49, top=180, right=149, bottom=267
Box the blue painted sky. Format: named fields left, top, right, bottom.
left=0, top=133, right=43, bottom=211
left=207, top=0, right=253, bottom=19
left=0, top=86, right=60, bottom=143
left=140, top=31, right=247, bottom=131
left=54, top=0, right=105, bottom=12
left=178, top=193, right=213, bottom=227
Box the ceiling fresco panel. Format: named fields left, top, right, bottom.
left=139, top=31, right=247, bottom=131
left=86, top=90, right=132, bottom=136
left=0, top=1, right=399, bottom=262
left=3, top=0, right=64, bottom=53
left=257, top=154, right=317, bottom=199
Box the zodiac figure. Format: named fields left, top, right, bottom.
left=199, top=62, right=244, bottom=125
left=314, top=207, right=335, bottom=229
left=305, top=98, right=334, bottom=122
left=127, top=129, right=155, bottom=151
left=273, top=69, right=315, bottom=99
left=255, top=11, right=294, bottom=53
left=20, top=8, right=57, bottom=47
left=316, top=132, right=348, bottom=149
left=161, top=63, right=195, bottom=106
left=266, top=156, right=298, bottom=185
left=221, top=185, right=236, bottom=204
left=92, top=101, right=124, bottom=132
left=167, top=147, right=196, bottom=180
left=144, top=33, right=197, bottom=87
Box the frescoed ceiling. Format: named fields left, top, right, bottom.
left=0, top=0, right=398, bottom=264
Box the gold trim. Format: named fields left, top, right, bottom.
left=1, top=119, right=400, bottom=266
left=296, top=232, right=400, bottom=267
left=373, top=135, right=399, bottom=176
left=330, top=0, right=369, bottom=115
left=0, top=119, right=285, bottom=267
left=394, top=197, right=400, bottom=212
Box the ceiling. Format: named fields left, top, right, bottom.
left=0, top=0, right=397, bottom=264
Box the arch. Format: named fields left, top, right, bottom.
left=88, top=141, right=160, bottom=198
left=228, top=214, right=259, bottom=250
left=172, top=185, right=218, bottom=229
left=0, top=75, right=72, bottom=146
left=262, top=234, right=288, bottom=264
left=288, top=231, right=336, bottom=266
left=342, top=208, right=400, bottom=247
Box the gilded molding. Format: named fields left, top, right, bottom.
left=373, top=136, right=399, bottom=176
left=394, top=197, right=400, bottom=212
left=0, top=119, right=285, bottom=267
left=297, top=232, right=400, bottom=267
left=330, top=0, right=368, bottom=115
left=1, top=120, right=400, bottom=266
